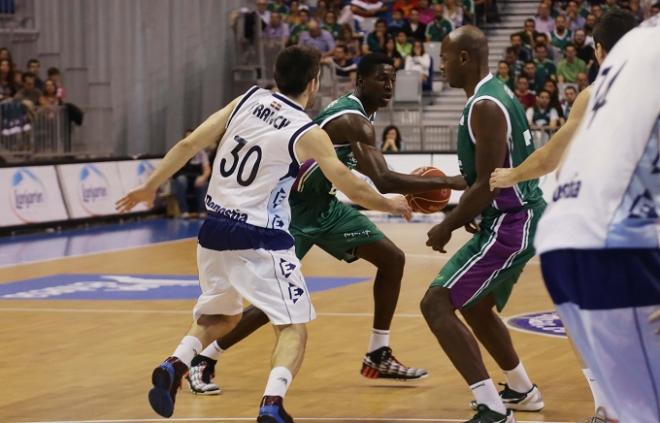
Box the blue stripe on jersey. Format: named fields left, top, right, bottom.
left=225, top=85, right=260, bottom=129
left=273, top=92, right=305, bottom=112
left=198, top=212, right=294, bottom=251
left=540, top=249, right=660, bottom=310
left=285, top=121, right=316, bottom=178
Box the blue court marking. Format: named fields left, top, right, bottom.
left=0, top=219, right=203, bottom=267
left=0, top=274, right=370, bottom=300
left=505, top=311, right=566, bottom=338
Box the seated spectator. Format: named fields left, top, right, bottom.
left=510, top=33, right=533, bottom=62
left=543, top=78, right=565, bottom=123
left=417, top=0, right=435, bottom=25
left=27, top=58, right=44, bottom=91
left=41, top=79, right=62, bottom=107
left=534, top=2, right=555, bottom=33
left=557, top=44, right=587, bottom=83
left=533, top=44, right=557, bottom=83
left=408, top=8, right=427, bottom=42
left=534, top=33, right=556, bottom=61
left=425, top=4, right=454, bottom=42
left=503, top=47, right=524, bottom=80
left=542, top=0, right=560, bottom=18
left=366, top=18, right=388, bottom=53
left=395, top=31, right=413, bottom=57
left=13, top=69, right=22, bottom=91
left=463, top=0, right=476, bottom=25
left=388, top=8, right=411, bottom=36
left=575, top=71, right=589, bottom=91
left=264, top=12, right=290, bottom=44
left=287, top=1, right=302, bottom=25
left=350, top=0, right=388, bottom=20
left=444, top=0, right=464, bottom=28
left=495, top=60, right=514, bottom=90
left=255, top=0, right=271, bottom=26
left=384, top=37, right=404, bottom=69
left=526, top=89, right=559, bottom=129
left=562, top=85, right=578, bottom=117
left=268, top=0, right=289, bottom=15
left=394, top=0, right=419, bottom=17
left=584, top=13, right=597, bottom=35
left=299, top=20, right=336, bottom=58
left=0, top=58, right=15, bottom=100
left=522, top=60, right=540, bottom=92
left=338, top=24, right=362, bottom=57
left=573, top=29, right=594, bottom=67
left=515, top=76, right=536, bottom=109
left=323, top=10, right=341, bottom=39
left=289, top=8, right=311, bottom=44
left=333, top=45, right=358, bottom=86
left=602, top=0, right=619, bottom=13
left=550, top=15, right=572, bottom=53
left=0, top=47, right=11, bottom=63
left=47, top=67, right=65, bottom=101
left=382, top=125, right=402, bottom=152
left=405, top=40, right=431, bottom=84
left=173, top=129, right=210, bottom=217
left=591, top=4, right=603, bottom=20
left=314, top=0, right=328, bottom=21
left=516, top=18, right=543, bottom=48
left=565, top=0, right=585, bottom=31
left=14, top=72, right=43, bottom=108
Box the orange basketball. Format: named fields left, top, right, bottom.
left=405, top=166, right=451, bottom=213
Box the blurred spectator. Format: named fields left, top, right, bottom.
left=534, top=33, right=556, bottom=60
left=314, top=0, right=328, bottom=20
left=573, top=29, right=594, bottom=67
left=535, top=3, right=555, bottom=33
left=543, top=78, right=565, bottom=123
left=602, top=0, right=620, bottom=13
left=425, top=4, right=454, bottom=41
left=509, top=33, right=533, bottom=62
left=417, top=0, right=435, bottom=25
left=550, top=15, right=572, bottom=53
left=584, top=13, right=597, bottom=35
left=557, top=44, right=587, bottom=83
left=495, top=60, right=514, bottom=90
left=526, top=89, right=559, bottom=129
left=522, top=60, right=540, bottom=92
left=268, top=0, right=289, bottom=15
left=533, top=44, right=556, bottom=83
left=408, top=8, right=427, bottom=41
left=323, top=10, right=341, bottom=39
left=0, top=47, right=11, bottom=63
left=14, top=72, right=43, bottom=108
left=394, top=0, right=419, bottom=17
left=289, top=8, right=311, bottom=44
left=591, top=4, right=604, bottom=19
left=367, top=18, right=388, bottom=53
left=389, top=8, right=412, bottom=36
left=382, top=125, right=402, bottom=152
left=516, top=18, right=543, bottom=47
left=47, top=67, right=65, bottom=101
left=12, top=69, right=22, bottom=91
left=629, top=0, right=645, bottom=21
left=395, top=30, right=413, bottom=57
left=463, top=0, right=476, bottom=24
left=0, top=58, right=15, bottom=100
left=405, top=40, right=431, bottom=84
left=444, top=0, right=464, bottom=28
left=575, top=71, right=589, bottom=91
left=562, top=85, right=578, bottom=116
left=384, top=37, right=404, bottom=69
left=333, top=45, right=358, bottom=86
left=565, top=0, right=585, bottom=31
left=504, top=47, right=523, bottom=80
left=338, top=24, right=362, bottom=57
left=287, top=1, right=302, bottom=25
left=173, top=129, right=211, bottom=218
left=264, top=12, right=290, bottom=44
left=515, top=76, right=536, bottom=109
left=299, top=20, right=336, bottom=58
left=41, top=79, right=63, bottom=109
left=350, top=0, right=388, bottom=19
left=651, top=3, right=660, bottom=16
left=255, top=0, right=271, bottom=26
left=27, top=58, right=44, bottom=91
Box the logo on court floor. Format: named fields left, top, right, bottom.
left=505, top=311, right=566, bottom=338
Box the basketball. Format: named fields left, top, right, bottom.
left=405, top=166, right=451, bottom=214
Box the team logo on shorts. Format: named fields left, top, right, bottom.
left=505, top=311, right=566, bottom=338
left=288, top=283, right=304, bottom=304
left=279, top=258, right=297, bottom=278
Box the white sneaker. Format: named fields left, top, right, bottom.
left=470, top=384, right=544, bottom=412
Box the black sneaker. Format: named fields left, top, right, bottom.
left=466, top=404, right=516, bottom=423
left=470, top=383, right=544, bottom=412
left=257, top=395, right=294, bottom=423
left=148, top=356, right=188, bottom=417
left=187, top=355, right=221, bottom=395
left=361, top=346, right=428, bottom=381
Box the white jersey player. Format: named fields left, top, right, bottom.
left=535, top=16, right=660, bottom=423
left=117, top=45, right=411, bottom=422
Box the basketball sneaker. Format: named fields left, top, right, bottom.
left=361, top=346, right=428, bottom=380
left=465, top=404, right=516, bottom=423
left=186, top=355, right=221, bottom=395
left=470, top=384, right=544, bottom=412
left=148, top=356, right=188, bottom=418
left=257, top=395, right=294, bottom=423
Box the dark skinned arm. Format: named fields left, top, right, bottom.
left=323, top=113, right=467, bottom=194
left=426, top=100, right=507, bottom=252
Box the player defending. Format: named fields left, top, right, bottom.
left=489, top=11, right=639, bottom=421
left=421, top=26, right=546, bottom=423
left=116, top=46, right=412, bottom=422
left=186, top=54, right=467, bottom=395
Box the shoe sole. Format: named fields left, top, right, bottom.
left=505, top=401, right=545, bottom=412
left=189, top=388, right=221, bottom=396
left=149, top=366, right=174, bottom=418
left=361, top=372, right=429, bottom=382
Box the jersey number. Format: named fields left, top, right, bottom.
left=219, top=135, right=262, bottom=186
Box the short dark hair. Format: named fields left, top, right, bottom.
left=524, top=60, right=536, bottom=66
left=537, top=89, right=551, bottom=97
left=27, top=58, right=39, bottom=67
left=498, top=60, right=509, bottom=67
left=505, top=46, right=516, bottom=54
left=565, top=43, right=576, bottom=51
left=357, top=53, right=393, bottom=77
left=22, top=71, right=35, bottom=82
left=517, top=75, right=528, bottom=81
left=525, top=18, right=535, bottom=24
left=510, top=33, right=521, bottom=40
left=534, top=44, right=547, bottom=51
left=375, top=18, right=387, bottom=27
left=564, top=85, right=577, bottom=93
left=593, top=10, right=638, bottom=53
left=274, top=45, right=321, bottom=96
left=47, top=67, right=61, bottom=77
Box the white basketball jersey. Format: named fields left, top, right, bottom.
left=536, top=21, right=660, bottom=254
left=205, top=86, right=316, bottom=231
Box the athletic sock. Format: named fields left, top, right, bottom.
left=172, top=335, right=202, bottom=367
left=200, top=340, right=224, bottom=361
left=503, top=361, right=534, bottom=393
left=368, top=328, right=390, bottom=352
left=263, top=366, right=293, bottom=398
left=470, top=378, right=507, bottom=415
left=583, top=368, right=618, bottom=419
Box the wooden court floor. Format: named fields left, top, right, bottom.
left=0, top=222, right=594, bottom=423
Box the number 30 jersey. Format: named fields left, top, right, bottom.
left=201, top=86, right=317, bottom=251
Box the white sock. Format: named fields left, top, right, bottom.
left=583, top=368, right=617, bottom=418
left=504, top=362, right=534, bottom=393
left=200, top=340, right=224, bottom=361
left=263, top=366, right=293, bottom=398
left=470, top=378, right=507, bottom=415
left=368, top=328, right=390, bottom=352
left=172, top=335, right=202, bottom=367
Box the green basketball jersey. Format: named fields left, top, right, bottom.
left=290, top=93, right=372, bottom=212
left=457, top=74, right=544, bottom=213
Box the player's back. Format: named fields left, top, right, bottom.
left=200, top=86, right=317, bottom=251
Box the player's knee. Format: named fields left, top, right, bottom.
left=420, top=288, right=451, bottom=322
left=378, top=245, right=405, bottom=272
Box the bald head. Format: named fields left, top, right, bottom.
left=440, top=26, right=490, bottom=90
left=446, top=26, right=489, bottom=66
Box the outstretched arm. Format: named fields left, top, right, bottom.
left=324, top=114, right=466, bottom=194
left=490, top=87, right=591, bottom=189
